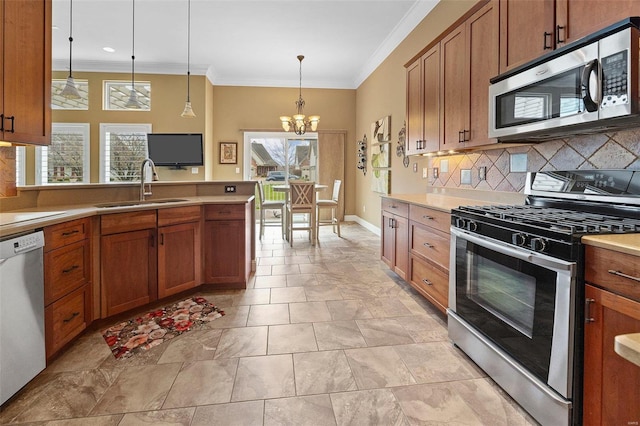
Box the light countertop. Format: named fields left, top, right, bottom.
left=581, top=234, right=640, bottom=257
left=383, top=188, right=527, bottom=213
left=615, top=333, right=640, bottom=367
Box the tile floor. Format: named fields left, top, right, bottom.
left=0, top=222, right=538, bottom=425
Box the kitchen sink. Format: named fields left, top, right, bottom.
left=95, top=198, right=188, bottom=208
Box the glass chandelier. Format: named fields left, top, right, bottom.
left=60, top=0, right=81, bottom=99
left=125, top=0, right=141, bottom=109
left=279, top=55, right=319, bottom=135
left=181, top=0, right=196, bottom=118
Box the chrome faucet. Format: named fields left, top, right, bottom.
left=140, top=158, right=159, bottom=201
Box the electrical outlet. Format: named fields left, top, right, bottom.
left=433, top=167, right=439, bottom=179
left=422, top=167, right=428, bottom=178
left=224, top=185, right=236, bottom=193
left=191, top=167, right=198, bottom=174
left=478, top=166, right=486, bottom=181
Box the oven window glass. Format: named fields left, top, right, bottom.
left=496, top=66, right=583, bottom=129
left=455, top=238, right=558, bottom=382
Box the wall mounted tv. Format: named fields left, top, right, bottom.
left=147, top=133, right=204, bottom=169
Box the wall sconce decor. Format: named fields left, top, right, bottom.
left=357, top=134, right=367, bottom=175
left=396, top=121, right=409, bottom=168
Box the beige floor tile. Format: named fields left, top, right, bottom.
left=119, top=407, right=195, bottom=426
left=268, top=323, right=318, bottom=354
left=289, top=301, right=332, bottom=323
left=394, top=342, right=486, bottom=383
left=214, top=326, right=268, bottom=359
left=163, top=359, right=238, bottom=407
left=299, top=263, right=330, bottom=274
left=356, top=318, right=415, bottom=346
left=394, top=315, right=448, bottom=343
left=205, top=305, right=249, bottom=329
left=43, top=415, right=123, bottom=425
left=191, top=401, right=264, bottom=426
left=253, top=275, right=288, bottom=288
left=254, top=265, right=272, bottom=276
left=330, top=389, right=407, bottom=426
left=157, top=328, right=223, bottom=364
left=304, top=285, right=343, bottom=301
left=286, top=273, right=319, bottom=287
left=46, top=333, right=113, bottom=374
left=326, top=299, right=373, bottom=321
left=313, top=320, right=367, bottom=351
left=258, top=256, right=285, bottom=265
left=364, top=297, right=415, bottom=318
left=90, top=363, right=182, bottom=415
left=270, top=286, right=307, bottom=303
left=344, top=346, right=416, bottom=389
left=264, top=394, right=337, bottom=426
left=271, top=264, right=301, bottom=275
left=231, top=354, right=295, bottom=402
left=247, top=303, right=290, bottom=326
left=284, top=255, right=311, bottom=264
left=232, top=289, right=271, bottom=306
left=293, top=350, right=357, bottom=395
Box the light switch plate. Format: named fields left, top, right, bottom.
left=478, top=166, right=486, bottom=181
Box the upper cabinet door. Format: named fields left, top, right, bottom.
left=1, top=0, right=51, bottom=145
left=556, top=0, right=640, bottom=47
left=421, top=44, right=440, bottom=153
left=499, top=0, right=555, bottom=74
left=440, top=24, right=468, bottom=150
left=405, top=59, right=423, bottom=156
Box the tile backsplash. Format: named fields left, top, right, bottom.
left=427, top=128, right=640, bottom=192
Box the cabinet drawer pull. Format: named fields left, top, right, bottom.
left=422, top=278, right=433, bottom=286
left=61, top=229, right=80, bottom=236
left=607, top=269, right=640, bottom=283
left=63, top=312, right=80, bottom=323
left=160, top=233, right=164, bottom=245
left=62, top=265, right=79, bottom=273
left=422, top=215, right=434, bottom=220
left=0, top=113, right=4, bottom=132
left=423, top=242, right=434, bottom=248
left=4, top=115, right=15, bottom=133
left=543, top=31, right=552, bottom=49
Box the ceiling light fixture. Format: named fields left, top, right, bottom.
left=279, top=55, right=319, bottom=135
left=181, top=0, right=195, bottom=118
left=125, top=0, right=141, bottom=109
left=60, top=0, right=81, bottom=99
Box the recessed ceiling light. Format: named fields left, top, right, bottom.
left=103, top=47, right=115, bottom=53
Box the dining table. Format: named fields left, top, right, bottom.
left=272, top=183, right=327, bottom=241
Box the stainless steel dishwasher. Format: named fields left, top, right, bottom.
left=0, top=230, right=46, bottom=405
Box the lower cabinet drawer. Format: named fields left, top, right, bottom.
left=45, top=284, right=89, bottom=358
left=410, top=255, right=448, bottom=314
left=411, top=223, right=449, bottom=270
left=205, top=204, right=246, bottom=220
left=44, top=239, right=89, bottom=305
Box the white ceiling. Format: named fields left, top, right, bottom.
left=52, top=0, right=439, bottom=89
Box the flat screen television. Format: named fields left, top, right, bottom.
left=147, top=133, right=204, bottom=169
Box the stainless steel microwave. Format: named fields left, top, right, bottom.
left=489, top=19, right=639, bottom=141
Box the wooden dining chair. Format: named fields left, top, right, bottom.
left=316, top=179, right=342, bottom=238
left=286, top=181, right=316, bottom=246
left=257, top=181, right=285, bottom=240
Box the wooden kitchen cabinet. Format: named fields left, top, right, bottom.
left=583, top=246, right=640, bottom=426
left=441, top=0, right=498, bottom=150
left=100, top=211, right=157, bottom=317
left=405, top=44, right=440, bottom=156
left=499, top=0, right=640, bottom=73
left=1, top=0, right=51, bottom=145
left=408, top=204, right=451, bottom=314
left=381, top=198, right=409, bottom=281
left=157, top=206, right=202, bottom=298
left=203, top=203, right=251, bottom=287
left=43, top=218, right=91, bottom=359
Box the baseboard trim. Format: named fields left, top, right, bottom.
left=344, top=215, right=380, bottom=236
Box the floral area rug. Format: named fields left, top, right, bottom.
left=101, top=296, right=224, bottom=359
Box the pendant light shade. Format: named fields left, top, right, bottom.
left=279, top=55, right=319, bottom=135
left=181, top=0, right=196, bottom=118
left=126, top=0, right=141, bottom=109
left=61, top=0, right=81, bottom=99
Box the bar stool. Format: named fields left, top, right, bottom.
left=316, top=179, right=341, bottom=238
left=286, top=181, right=316, bottom=246
left=257, top=181, right=285, bottom=240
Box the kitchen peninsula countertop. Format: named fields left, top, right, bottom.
left=0, top=181, right=256, bottom=237
left=581, top=234, right=640, bottom=256
left=383, top=187, right=527, bottom=213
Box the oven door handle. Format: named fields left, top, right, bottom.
left=451, top=228, right=574, bottom=271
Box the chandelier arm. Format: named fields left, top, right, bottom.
left=186, top=0, right=191, bottom=102
left=68, top=0, right=73, bottom=77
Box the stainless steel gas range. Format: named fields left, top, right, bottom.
left=447, top=169, right=640, bottom=426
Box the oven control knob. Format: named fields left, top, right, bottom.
left=512, top=233, right=527, bottom=246
left=530, top=237, right=548, bottom=252
left=455, top=218, right=466, bottom=229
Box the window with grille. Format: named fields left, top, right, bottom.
left=51, top=79, right=89, bottom=110
left=103, top=80, right=151, bottom=110
left=15, top=146, right=25, bottom=186
left=35, top=123, right=90, bottom=185
left=100, top=123, right=152, bottom=182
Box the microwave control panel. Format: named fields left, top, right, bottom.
left=601, top=50, right=628, bottom=108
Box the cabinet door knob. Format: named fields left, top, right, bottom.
left=423, top=242, right=434, bottom=248
left=422, top=278, right=433, bottom=286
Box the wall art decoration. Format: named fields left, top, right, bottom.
left=219, top=141, right=237, bottom=164
left=371, top=141, right=390, bottom=169
left=371, top=168, right=390, bottom=194
left=371, top=115, right=391, bottom=142
left=357, top=134, right=367, bottom=175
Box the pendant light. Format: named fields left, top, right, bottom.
left=181, top=0, right=196, bottom=118
left=125, top=0, right=141, bottom=109
left=279, top=55, right=319, bottom=135
left=60, top=0, right=81, bottom=99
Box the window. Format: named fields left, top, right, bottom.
left=100, top=123, right=152, bottom=182
left=15, top=146, right=25, bottom=186
left=51, top=79, right=89, bottom=110
left=103, top=80, right=151, bottom=110
left=35, top=123, right=90, bottom=185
